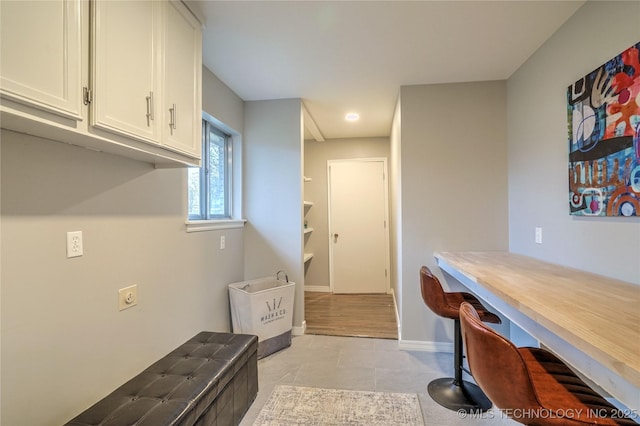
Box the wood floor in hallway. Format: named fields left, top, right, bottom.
left=304, top=292, right=398, bottom=339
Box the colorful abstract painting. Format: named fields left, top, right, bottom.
left=567, top=42, right=640, bottom=216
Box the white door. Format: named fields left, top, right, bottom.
left=328, top=159, right=389, bottom=294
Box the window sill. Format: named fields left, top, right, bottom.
left=185, top=219, right=246, bottom=233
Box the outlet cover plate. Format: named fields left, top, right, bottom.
left=118, top=285, right=138, bottom=311
left=66, top=231, right=83, bottom=258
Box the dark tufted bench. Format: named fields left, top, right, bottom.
left=66, top=332, right=258, bottom=426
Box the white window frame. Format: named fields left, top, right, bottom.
left=186, top=114, right=245, bottom=232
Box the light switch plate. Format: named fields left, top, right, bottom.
left=535, top=227, right=543, bottom=244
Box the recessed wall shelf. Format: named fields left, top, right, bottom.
left=303, top=179, right=313, bottom=269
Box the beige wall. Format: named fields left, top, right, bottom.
left=202, top=67, right=245, bottom=221
left=243, top=99, right=305, bottom=328
left=0, top=67, right=245, bottom=426
left=507, top=0, right=640, bottom=284
left=389, top=98, right=402, bottom=325
left=303, top=137, right=390, bottom=290
left=202, top=66, right=243, bottom=134
left=397, top=80, right=509, bottom=344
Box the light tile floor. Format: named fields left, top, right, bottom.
left=240, top=334, right=519, bottom=425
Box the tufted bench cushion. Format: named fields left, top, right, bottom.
left=66, top=332, right=258, bottom=426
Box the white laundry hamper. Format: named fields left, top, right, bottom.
left=228, top=271, right=295, bottom=358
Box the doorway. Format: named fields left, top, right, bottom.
left=304, top=292, right=398, bottom=339
left=328, top=158, right=390, bottom=293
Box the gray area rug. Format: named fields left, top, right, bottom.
left=253, top=385, right=424, bottom=425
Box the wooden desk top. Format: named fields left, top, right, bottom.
left=434, top=251, right=640, bottom=388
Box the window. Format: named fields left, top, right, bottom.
left=188, top=119, right=232, bottom=220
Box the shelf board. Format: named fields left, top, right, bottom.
left=304, top=253, right=314, bottom=263
left=304, top=201, right=314, bottom=207
left=304, top=176, right=312, bottom=182
left=304, top=227, right=314, bottom=234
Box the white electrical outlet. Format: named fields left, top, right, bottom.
left=220, top=235, right=226, bottom=250
left=118, top=285, right=138, bottom=311
left=66, top=231, right=83, bottom=258
left=535, top=227, right=543, bottom=244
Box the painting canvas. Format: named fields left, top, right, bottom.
left=567, top=42, right=640, bottom=216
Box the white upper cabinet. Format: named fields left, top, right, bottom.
left=91, top=0, right=202, bottom=158
left=91, top=0, right=162, bottom=144
left=163, top=1, right=202, bottom=157
left=0, top=0, right=82, bottom=120
left=0, top=0, right=202, bottom=166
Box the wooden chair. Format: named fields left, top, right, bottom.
left=420, top=266, right=501, bottom=412
left=459, top=301, right=637, bottom=425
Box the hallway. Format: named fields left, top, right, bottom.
left=304, top=292, right=398, bottom=339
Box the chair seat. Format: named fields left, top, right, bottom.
left=444, top=292, right=501, bottom=324
left=460, top=301, right=637, bottom=425
left=519, top=347, right=637, bottom=425
left=420, top=266, right=502, bottom=412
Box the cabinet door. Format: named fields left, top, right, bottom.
left=91, top=0, right=161, bottom=144
left=0, top=0, right=82, bottom=120
left=162, top=1, right=202, bottom=158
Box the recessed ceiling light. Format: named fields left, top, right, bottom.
left=345, top=113, right=360, bottom=121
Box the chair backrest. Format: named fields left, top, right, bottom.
left=420, top=266, right=455, bottom=319
left=459, top=302, right=540, bottom=412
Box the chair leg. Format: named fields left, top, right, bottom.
left=427, top=320, right=492, bottom=413
left=454, top=318, right=463, bottom=385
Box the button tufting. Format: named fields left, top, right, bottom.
left=63, top=333, right=258, bottom=426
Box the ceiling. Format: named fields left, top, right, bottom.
left=193, top=1, right=585, bottom=140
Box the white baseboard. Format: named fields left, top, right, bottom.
left=389, top=288, right=450, bottom=353
left=304, top=285, right=331, bottom=293
left=292, top=320, right=306, bottom=336
left=398, top=339, right=453, bottom=353
left=389, top=288, right=402, bottom=340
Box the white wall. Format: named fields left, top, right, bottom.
left=243, top=99, right=305, bottom=328
left=397, top=81, right=509, bottom=344
left=0, top=133, right=244, bottom=425
left=303, top=137, right=390, bottom=290
left=390, top=97, right=403, bottom=330
left=202, top=67, right=244, bottom=220
left=202, top=66, right=243, bottom=133
left=0, top=66, right=245, bottom=426
left=507, top=1, right=640, bottom=284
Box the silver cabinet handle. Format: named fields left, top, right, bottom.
left=169, top=103, right=177, bottom=131
left=173, top=104, right=177, bottom=130
left=145, top=91, right=154, bottom=125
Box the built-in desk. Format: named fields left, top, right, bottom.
left=435, top=251, right=639, bottom=412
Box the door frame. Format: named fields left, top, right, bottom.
left=327, top=157, right=391, bottom=293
